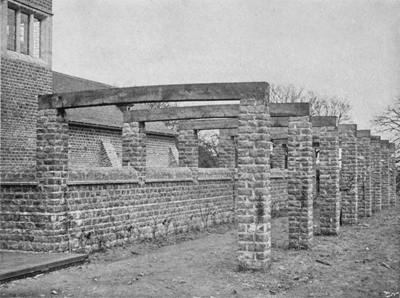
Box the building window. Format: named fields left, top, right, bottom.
left=20, top=12, right=30, bottom=54
left=4, top=1, right=50, bottom=64
left=7, top=8, right=16, bottom=51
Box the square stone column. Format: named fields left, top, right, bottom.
left=380, top=140, right=390, bottom=209
left=219, top=129, right=236, bottom=168
left=356, top=130, right=372, bottom=218
left=36, top=109, right=69, bottom=251
left=319, top=126, right=340, bottom=235
left=122, top=122, right=146, bottom=179
left=287, top=116, right=313, bottom=249
left=237, top=97, right=271, bottom=271
left=339, top=124, right=358, bottom=225
left=370, top=136, right=382, bottom=213
left=388, top=143, right=397, bottom=206
left=178, top=129, right=198, bottom=167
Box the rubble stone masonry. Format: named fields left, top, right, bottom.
left=237, top=97, right=271, bottom=270
left=370, top=136, right=382, bottom=213
left=356, top=130, right=372, bottom=218
left=287, top=116, right=313, bottom=249
left=319, top=126, right=340, bottom=235
left=380, top=140, right=390, bottom=209
left=339, top=125, right=358, bottom=225
left=178, top=129, right=198, bottom=167
left=388, top=143, right=397, bottom=206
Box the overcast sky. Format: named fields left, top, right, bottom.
left=52, top=0, right=400, bottom=130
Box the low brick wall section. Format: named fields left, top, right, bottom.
left=270, top=169, right=288, bottom=213
left=64, top=167, right=235, bottom=252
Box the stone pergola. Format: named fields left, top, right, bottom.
left=38, top=81, right=397, bottom=271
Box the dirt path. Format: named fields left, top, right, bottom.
left=1, top=206, right=399, bottom=298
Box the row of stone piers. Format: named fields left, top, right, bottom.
left=37, top=82, right=397, bottom=270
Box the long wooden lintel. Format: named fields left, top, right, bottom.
left=124, top=104, right=239, bottom=123
left=38, top=82, right=269, bottom=110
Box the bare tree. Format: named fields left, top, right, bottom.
left=270, top=84, right=352, bottom=123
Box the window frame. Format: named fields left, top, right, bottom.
left=1, top=1, right=52, bottom=67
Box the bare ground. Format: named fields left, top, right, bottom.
left=1, top=205, right=399, bottom=298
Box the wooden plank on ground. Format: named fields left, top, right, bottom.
left=124, top=104, right=239, bottom=123
left=38, top=82, right=269, bottom=110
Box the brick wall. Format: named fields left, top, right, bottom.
left=0, top=167, right=236, bottom=252
left=68, top=125, right=122, bottom=168
left=0, top=58, right=52, bottom=168
left=270, top=169, right=288, bottom=212
left=69, top=125, right=177, bottom=168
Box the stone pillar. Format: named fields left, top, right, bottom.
left=271, top=141, right=287, bottom=169
left=36, top=109, right=69, bottom=251
left=389, top=143, right=397, bottom=206
left=287, top=116, right=313, bottom=249
left=237, top=97, right=271, bottom=271
left=122, top=122, right=146, bottom=179
left=178, top=129, right=198, bottom=167
left=356, top=130, right=372, bottom=218
left=339, top=124, right=358, bottom=225
left=319, top=126, right=340, bottom=235
left=219, top=129, right=236, bottom=168
left=370, top=136, right=382, bottom=213
left=380, top=140, right=390, bottom=209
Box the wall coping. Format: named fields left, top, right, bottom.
left=145, top=167, right=193, bottom=183
left=68, top=167, right=139, bottom=184
left=197, top=168, right=233, bottom=181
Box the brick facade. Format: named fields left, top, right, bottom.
left=0, top=58, right=52, bottom=168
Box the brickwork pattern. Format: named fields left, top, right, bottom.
left=339, top=126, right=358, bottom=225
left=319, top=127, right=340, bottom=235
left=357, top=132, right=372, bottom=217
left=69, top=125, right=122, bottom=168
left=237, top=97, right=271, bottom=270
left=146, top=134, right=178, bottom=167
left=219, top=136, right=236, bottom=168
left=270, top=169, right=288, bottom=212
left=100, top=141, right=121, bottom=167
left=1, top=58, right=52, bottom=168
left=178, top=130, right=198, bottom=167
left=370, top=137, right=382, bottom=213
left=380, top=141, right=390, bottom=209
left=271, top=143, right=286, bottom=169
left=287, top=116, right=313, bottom=249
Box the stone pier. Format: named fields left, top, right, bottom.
left=122, top=121, right=146, bottom=180
left=287, top=116, right=313, bottom=249
left=380, top=140, right=390, bottom=209
left=339, top=124, right=358, bottom=225
left=237, top=97, right=271, bottom=270
left=388, top=143, right=397, bottom=206
left=219, top=129, right=236, bottom=168
left=36, top=109, right=69, bottom=251
left=356, top=130, right=372, bottom=218
left=178, top=129, right=198, bottom=167
left=319, top=125, right=340, bottom=235
left=370, top=136, right=382, bottom=213
left=271, top=141, right=287, bottom=169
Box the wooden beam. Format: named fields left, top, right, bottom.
left=38, top=82, right=269, bottom=110
left=180, top=118, right=238, bottom=130
left=339, top=124, right=357, bottom=132
left=124, top=104, right=239, bottom=123
left=311, top=116, right=338, bottom=127
left=269, top=103, right=310, bottom=117
left=356, top=130, right=371, bottom=138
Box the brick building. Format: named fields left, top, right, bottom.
left=0, top=0, right=177, bottom=171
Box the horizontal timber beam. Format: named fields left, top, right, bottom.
left=38, top=82, right=269, bottom=110
left=311, top=116, right=337, bottom=127
left=124, top=104, right=239, bottom=123
left=180, top=118, right=238, bottom=130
